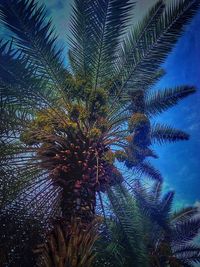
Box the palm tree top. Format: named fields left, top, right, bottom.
left=0, top=0, right=199, bottom=217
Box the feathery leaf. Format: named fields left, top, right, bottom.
left=117, top=0, right=200, bottom=93
left=145, top=86, right=196, bottom=116
left=0, top=0, right=70, bottom=98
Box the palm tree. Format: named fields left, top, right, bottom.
left=95, top=182, right=200, bottom=267
left=0, top=0, right=199, bottom=265
left=100, top=184, right=149, bottom=267
left=134, top=181, right=200, bottom=267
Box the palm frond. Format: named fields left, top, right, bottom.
left=135, top=161, right=163, bottom=182
left=143, top=68, right=165, bottom=91
left=171, top=217, right=200, bottom=245
left=69, top=0, right=134, bottom=89
left=174, top=244, right=200, bottom=265
left=0, top=166, right=42, bottom=210
left=151, top=123, right=189, bottom=144
left=0, top=40, right=33, bottom=88
left=134, top=181, right=171, bottom=230
left=90, top=0, right=134, bottom=89
left=68, top=0, right=94, bottom=78
left=0, top=0, right=70, bottom=98
left=94, top=220, right=128, bottom=267
left=107, top=185, right=148, bottom=266
left=134, top=181, right=158, bottom=218
left=0, top=100, right=31, bottom=138
left=145, top=86, right=196, bottom=116
left=171, top=206, right=198, bottom=223
left=117, top=0, right=200, bottom=93
left=160, top=190, right=174, bottom=216
left=150, top=181, right=162, bottom=201
left=0, top=40, right=58, bottom=111
left=116, top=0, right=165, bottom=92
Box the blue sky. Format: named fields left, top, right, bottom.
left=152, top=10, right=200, bottom=208
left=1, top=0, right=200, bottom=209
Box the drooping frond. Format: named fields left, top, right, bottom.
left=135, top=161, right=163, bottom=182
left=171, top=206, right=198, bottom=223
left=173, top=244, right=200, bottom=265
left=116, top=0, right=200, bottom=94
left=0, top=0, right=70, bottom=99
left=0, top=40, right=57, bottom=111
left=171, top=217, right=200, bottom=245
left=145, top=86, right=196, bottom=116
left=151, top=123, right=189, bottom=144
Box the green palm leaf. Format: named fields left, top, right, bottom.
left=172, top=218, right=200, bottom=245
left=107, top=185, right=149, bottom=266
left=69, top=0, right=134, bottom=89
left=117, top=0, right=200, bottom=94
left=0, top=40, right=57, bottom=110
left=151, top=123, right=189, bottom=144
left=68, top=0, right=95, bottom=78
left=145, top=86, right=196, bottom=116
left=135, top=161, right=163, bottom=182
left=0, top=0, right=70, bottom=99
left=171, top=206, right=198, bottom=223
left=116, top=0, right=165, bottom=93
left=134, top=181, right=200, bottom=266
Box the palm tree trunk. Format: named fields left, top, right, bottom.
left=61, top=183, right=96, bottom=223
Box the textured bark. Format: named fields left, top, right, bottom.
left=35, top=217, right=101, bottom=267
left=61, top=185, right=96, bottom=223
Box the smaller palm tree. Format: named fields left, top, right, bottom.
left=135, top=181, right=200, bottom=267
left=95, top=185, right=149, bottom=267
left=95, top=182, right=200, bottom=267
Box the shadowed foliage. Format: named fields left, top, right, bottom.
left=134, top=181, right=200, bottom=267
left=94, top=182, right=200, bottom=267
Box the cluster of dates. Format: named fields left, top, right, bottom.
left=37, top=130, right=122, bottom=221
